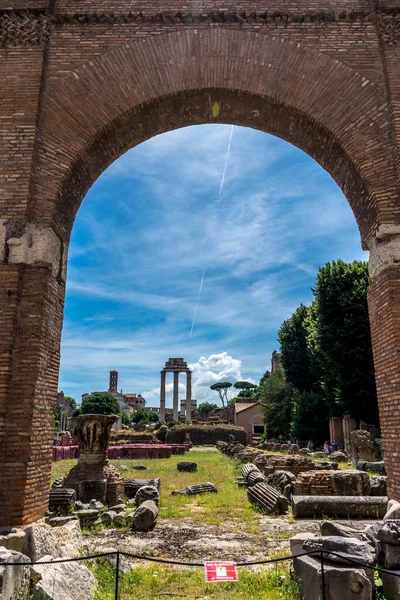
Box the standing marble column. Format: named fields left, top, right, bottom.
left=160, top=371, right=166, bottom=423
left=173, top=371, right=179, bottom=421
left=186, top=371, right=192, bottom=424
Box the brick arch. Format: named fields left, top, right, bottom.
left=36, top=27, right=397, bottom=246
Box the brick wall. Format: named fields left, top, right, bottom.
left=1, top=0, right=400, bottom=525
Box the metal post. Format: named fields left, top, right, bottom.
left=115, top=550, right=120, bottom=600
left=320, top=550, right=326, bottom=600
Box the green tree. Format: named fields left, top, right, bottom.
left=210, top=382, right=232, bottom=407
left=81, top=393, right=121, bottom=415
left=233, top=381, right=257, bottom=398
left=259, top=370, right=293, bottom=439
left=311, top=260, right=378, bottom=424
left=197, top=402, right=218, bottom=417
left=278, top=304, right=316, bottom=392
left=131, top=408, right=159, bottom=424
left=291, top=390, right=330, bottom=446
left=64, top=396, right=77, bottom=412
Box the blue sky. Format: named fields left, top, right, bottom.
left=59, top=124, right=367, bottom=408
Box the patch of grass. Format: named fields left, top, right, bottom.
left=51, top=450, right=262, bottom=534
left=89, top=558, right=301, bottom=600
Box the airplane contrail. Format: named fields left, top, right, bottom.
left=218, top=125, right=234, bottom=197
left=190, top=268, right=205, bottom=338
left=190, top=126, right=234, bottom=338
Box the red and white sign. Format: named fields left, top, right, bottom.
left=204, top=561, right=238, bottom=582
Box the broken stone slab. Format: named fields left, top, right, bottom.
left=356, top=460, right=386, bottom=475
left=124, top=478, right=160, bottom=498
left=77, top=510, right=99, bottom=529
left=74, top=501, right=87, bottom=511
left=134, top=485, right=160, bottom=507
left=0, top=547, right=31, bottom=600
left=314, top=461, right=338, bottom=470
left=23, top=521, right=83, bottom=562
left=330, top=451, right=348, bottom=463
left=302, top=536, right=374, bottom=567
left=247, top=482, right=288, bottom=515
left=0, top=529, right=26, bottom=553
left=293, top=553, right=373, bottom=600
left=48, top=516, right=78, bottom=527
left=376, top=521, right=400, bottom=545
left=89, top=500, right=105, bottom=511
left=269, top=470, right=296, bottom=493
left=31, top=555, right=97, bottom=600
left=132, top=465, right=147, bottom=471
left=382, top=570, right=400, bottom=600
left=331, top=470, right=370, bottom=496
left=369, top=475, right=387, bottom=496
left=289, top=533, right=316, bottom=557
left=48, top=488, right=77, bottom=516
left=132, top=500, right=158, bottom=531
left=378, top=542, right=400, bottom=569
left=291, top=495, right=387, bottom=519
left=177, top=462, right=197, bottom=472
left=320, top=521, right=364, bottom=540
left=385, top=499, right=400, bottom=521
left=171, top=483, right=218, bottom=496
left=108, top=504, right=126, bottom=513
left=101, top=511, right=117, bottom=526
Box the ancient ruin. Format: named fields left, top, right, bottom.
left=63, top=414, right=124, bottom=506
left=160, top=358, right=192, bottom=424
left=1, top=0, right=400, bottom=536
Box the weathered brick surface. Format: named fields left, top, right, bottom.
left=1, top=0, right=400, bottom=525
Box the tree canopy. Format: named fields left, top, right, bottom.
left=197, top=402, right=218, bottom=417
left=259, top=370, right=293, bottom=440
left=64, top=396, right=77, bottom=412
left=276, top=259, right=379, bottom=439
left=311, top=260, right=378, bottom=424
left=210, top=382, right=232, bottom=406
left=131, top=408, right=159, bottom=424
left=278, top=304, right=316, bottom=392
left=81, top=393, right=121, bottom=415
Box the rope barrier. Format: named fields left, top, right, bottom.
left=3, top=547, right=400, bottom=576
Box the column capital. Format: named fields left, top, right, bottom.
left=368, top=224, right=400, bottom=278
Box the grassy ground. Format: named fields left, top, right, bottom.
left=52, top=449, right=263, bottom=534
left=89, top=559, right=301, bottom=600
left=52, top=450, right=303, bottom=598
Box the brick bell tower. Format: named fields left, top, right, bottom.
left=109, top=370, right=118, bottom=393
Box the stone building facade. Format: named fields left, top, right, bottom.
left=1, top=0, right=400, bottom=527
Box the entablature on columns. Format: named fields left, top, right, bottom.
left=162, top=358, right=191, bottom=373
